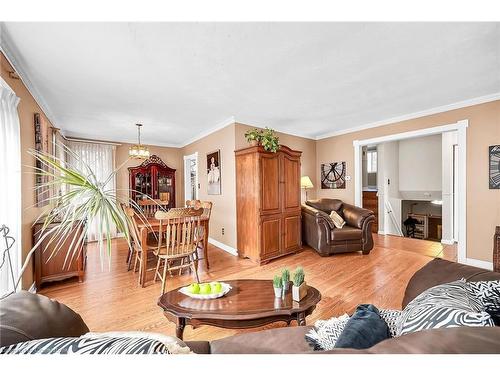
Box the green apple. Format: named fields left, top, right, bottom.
left=199, top=283, right=212, bottom=294
left=211, top=282, right=222, bottom=293
left=188, top=283, right=200, bottom=294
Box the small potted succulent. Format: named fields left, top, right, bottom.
left=244, top=128, right=262, bottom=147
left=292, top=267, right=308, bottom=302
left=281, top=268, right=290, bottom=292
left=273, top=275, right=283, bottom=298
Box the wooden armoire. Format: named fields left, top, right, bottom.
left=235, top=145, right=302, bottom=264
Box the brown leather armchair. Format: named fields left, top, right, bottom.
left=301, top=198, right=375, bottom=256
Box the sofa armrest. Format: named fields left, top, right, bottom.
left=402, top=258, right=500, bottom=308
left=0, top=291, right=89, bottom=347
left=341, top=204, right=374, bottom=229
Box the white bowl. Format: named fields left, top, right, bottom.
left=179, top=282, right=232, bottom=299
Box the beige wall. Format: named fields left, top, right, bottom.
left=182, top=124, right=237, bottom=248
left=316, top=100, right=500, bottom=263
left=115, top=143, right=184, bottom=208
left=1, top=52, right=55, bottom=288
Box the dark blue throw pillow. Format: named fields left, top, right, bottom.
left=334, top=304, right=390, bottom=349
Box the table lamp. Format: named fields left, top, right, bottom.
left=300, top=176, right=314, bottom=201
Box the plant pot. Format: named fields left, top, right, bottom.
left=249, top=139, right=259, bottom=147
left=273, top=287, right=282, bottom=298
left=292, top=282, right=308, bottom=302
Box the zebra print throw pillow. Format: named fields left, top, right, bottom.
left=467, top=280, right=500, bottom=322
left=0, top=333, right=189, bottom=354
left=396, top=280, right=495, bottom=336
left=305, top=313, right=350, bottom=350
left=305, top=309, right=402, bottom=350
left=379, top=309, right=402, bottom=337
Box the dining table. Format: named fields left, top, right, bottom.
left=135, top=214, right=211, bottom=288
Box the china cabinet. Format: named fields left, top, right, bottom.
left=128, top=155, right=176, bottom=209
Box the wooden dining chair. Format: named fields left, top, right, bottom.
left=124, top=207, right=159, bottom=282
left=185, top=200, right=213, bottom=259
left=138, top=199, right=165, bottom=217
left=153, top=207, right=204, bottom=294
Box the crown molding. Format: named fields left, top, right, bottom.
left=316, top=92, right=500, bottom=140
left=235, top=118, right=316, bottom=141
left=0, top=24, right=59, bottom=128
left=179, top=116, right=235, bottom=148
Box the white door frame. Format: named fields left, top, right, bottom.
left=353, top=120, right=468, bottom=265
left=183, top=152, right=199, bottom=202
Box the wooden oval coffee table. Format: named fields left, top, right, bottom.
left=158, top=279, right=321, bottom=339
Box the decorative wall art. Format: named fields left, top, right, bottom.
left=207, top=150, right=221, bottom=195
left=490, top=145, right=500, bottom=189
left=34, top=113, right=50, bottom=206
left=321, top=161, right=346, bottom=189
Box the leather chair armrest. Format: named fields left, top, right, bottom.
left=302, top=204, right=335, bottom=230
left=341, top=203, right=374, bottom=229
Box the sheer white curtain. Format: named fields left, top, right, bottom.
left=0, top=78, right=21, bottom=296
left=67, top=141, right=117, bottom=241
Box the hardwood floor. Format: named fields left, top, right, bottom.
left=40, top=234, right=456, bottom=342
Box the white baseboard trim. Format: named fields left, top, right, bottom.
left=28, top=282, right=37, bottom=293
left=208, top=237, right=238, bottom=256
left=441, top=239, right=455, bottom=245
left=377, top=230, right=385, bottom=235
left=462, top=258, right=494, bottom=271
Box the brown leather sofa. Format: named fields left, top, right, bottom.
left=189, top=258, right=500, bottom=354
left=302, top=198, right=375, bottom=256
left=1, top=259, right=499, bottom=354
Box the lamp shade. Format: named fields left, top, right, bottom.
left=300, top=176, right=314, bottom=189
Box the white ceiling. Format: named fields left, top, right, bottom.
left=2, top=22, right=499, bottom=146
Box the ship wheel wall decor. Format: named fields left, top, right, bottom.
left=490, top=145, right=500, bottom=189
left=321, top=161, right=346, bottom=189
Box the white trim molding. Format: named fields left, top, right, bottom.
left=440, top=239, right=455, bottom=245
left=318, top=92, right=500, bottom=139
left=463, top=258, right=494, bottom=271
left=208, top=237, right=238, bottom=256
left=180, top=117, right=235, bottom=148
left=353, top=120, right=469, bottom=266
left=28, top=282, right=37, bottom=293
left=0, top=28, right=59, bottom=129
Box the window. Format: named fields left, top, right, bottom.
left=367, top=149, right=377, bottom=173
left=0, top=78, right=22, bottom=297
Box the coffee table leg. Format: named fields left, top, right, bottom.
left=176, top=318, right=186, bottom=340
left=297, top=312, right=306, bottom=326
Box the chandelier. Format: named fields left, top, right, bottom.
left=129, top=123, right=150, bottom=159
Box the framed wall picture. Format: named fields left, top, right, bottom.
left=321, top=161, right=346, bottom=189
left=490, top=145, right=500, bottom=189
left=207, top=150, right=221, bottom=195
left=34, top=113, right=50, bottom=206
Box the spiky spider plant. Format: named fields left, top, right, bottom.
left=17, top=143, right=149, bottom=286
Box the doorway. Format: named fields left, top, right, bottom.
left=353, top=120, right=468, bottom=264
left=184, top=152, right=198, bottom=202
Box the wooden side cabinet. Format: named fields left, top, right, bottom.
left=33, top=221, right=86, bottom=289
left=236, top=145, right=302, bottom=264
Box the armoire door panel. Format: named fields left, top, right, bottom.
left=282, top=155, right=301, bottom=211
left=283, top=214, right=301, bottom=252
left=260, top=154, right=281, bottom=214
left=261, top=216, right=281, bottom=258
